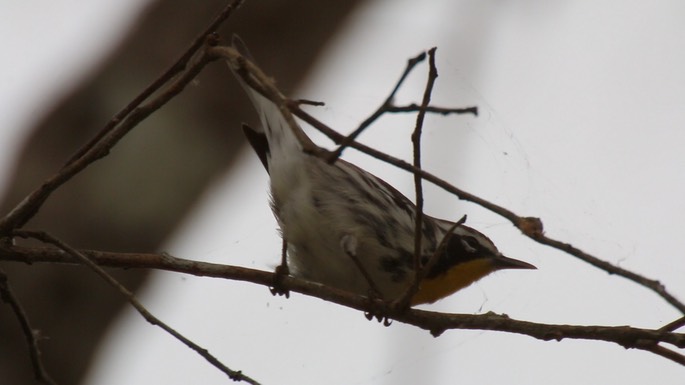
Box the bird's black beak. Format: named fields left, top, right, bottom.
left=493, top=254, right=537, bottom=270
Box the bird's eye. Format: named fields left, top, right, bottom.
left=463, top=236, right=480, bottom=251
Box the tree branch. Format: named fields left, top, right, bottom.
left=2, top=243, right=684, bottom=362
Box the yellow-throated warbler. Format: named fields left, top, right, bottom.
left=227, top=36, right=535, bottom=305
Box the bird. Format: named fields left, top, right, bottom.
left=226, top=36, right=535, bottom=306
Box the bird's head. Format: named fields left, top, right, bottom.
left=412, top=224, right=535, bottom=305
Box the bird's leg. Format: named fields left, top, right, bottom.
left=269, top=238, right=290, bottom=298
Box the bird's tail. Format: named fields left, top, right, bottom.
left=228, top=35, right=315, bottom=164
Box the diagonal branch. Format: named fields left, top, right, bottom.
left=0, top=0, right=245, bottom=235
left=286, top=104, right=685, bottom=316
left=64, top=0, right=245, bottom=167
left=535, top=235, right=685, bottom=314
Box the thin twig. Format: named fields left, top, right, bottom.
left=409, top=215, right=467, bottom=306
left=644, top=344, right=685, bottom=366
left=661, top=316, right=685, bottom=332
left=386, top=104, right=478, bottom=116
left=2, top=244, right=684, bottom=362
left=394, top=47, right=439, bottom=309
left=535, top=235, right=685, bottom=315
left=410, top=48, right=434, bottom=277
left=325, top=51, right=427, bottom=163
left=11, top=231, right=261, bottom=385
left=0, top=268, right=57, bottom=385
left=295, top=98, right=325, bottom=107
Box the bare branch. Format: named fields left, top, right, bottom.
left=11, top=231, right=261, bottom=385
left=2, top=244, right=684, bottom=362
left=535, top=235, right=685, bottom=314
left=0, top=0, right=246, bottom=235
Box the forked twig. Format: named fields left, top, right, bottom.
left=325, top=51, right=477, bottom=164
left=326, top=51, right=425, bottom=163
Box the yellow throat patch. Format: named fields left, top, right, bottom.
left=411, top=259, right=496, bottom=305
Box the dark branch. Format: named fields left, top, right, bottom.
left=0, top=0, right=245, bottom=235
left=0, top=268, right=57, bottom=385
left=661, top=316, right=685, bottom=332
left=2, top=243, right=684, bottom=361
left=534, top=235, right=685, bottom=314
left=386, top=104, right=478, bottom=116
